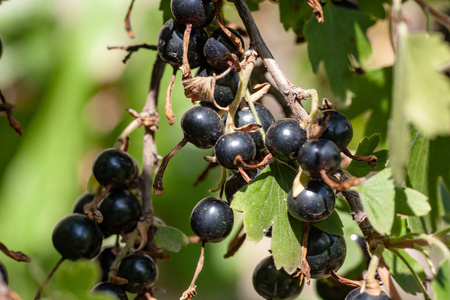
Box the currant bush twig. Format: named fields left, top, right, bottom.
left=34, top=257, right=65, bottom=300
left=299, top=222, right=311, bottom=286
left=362, top=243, right=384, bottom=296
left=0, top=90, right=24, bottom=136
left=244, top=90, right=265, bottom=141
left=180, top=240, right=206, bottom=300
left=165, top=69, right=177, bottom=125
left=180, top=24, right=193, bottom=80
left=107, top=44, right=157, bottom=63
left=215, top=0, right=244, bottom=54
left=0, top=242, right=31, bottom=262
left=414, top=0, right=450, bottom=30
left=233, top=0, right=309, bottom=122
left=124, top=0, right=136, bottom=38
left=330, top=270, right=364, bottom=287
left=388, top=248, right=432, bottom=300
left=377, top=261, right=401, bottom=300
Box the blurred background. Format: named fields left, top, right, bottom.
left=0, top=0, right=445, bottom=299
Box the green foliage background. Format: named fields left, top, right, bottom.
left=0, top=0, right=449, bottom=299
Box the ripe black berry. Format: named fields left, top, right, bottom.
left=96, top=247, right=117, bottom=282
left=92, top=282, right=128, bottom=300
left=117, top=253, right=158, bottom=293
left=72, top=192, right=94, bottom=214
left=0, top=261, right=8, bottom=284
left=181, top=106, right=225, bottom=149
left=224, top=169, right=259, bottom=203
left=316, top=279, right=354, bottom=300
left=157, top=18, right=208, bottom=69
left=318, top=111, right=353, bottom=150
left=171, top=0, right=216, bottom=28
left=252, top=256, right=304, bottom=300
left=92, top=148, right=138, bottom=188
left=52, top=214, right=103, bottom=260
left=196, top=65, right=239, bottom=107
left=265, top=119, right=307, bottom=161
left=215, top=132, right=256, bottom=169
left=98, top=188, right=142, bottom=237
left=190, top=197, right=234, bottom=243
left=287, top=180, right=336, bottom=223
left=203, top=27, right=244, bottom=71
left=234, top=103, right=275, bottom=150
left=307, top=226, right=346, bottom=279
left=345, top=287, right=391, bottom=300
left=297, top=139, right=341, bottom=178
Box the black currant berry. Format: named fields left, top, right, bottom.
left=318, top=111, right=353, bottom=150
left=203, top=27, right=244, bottom=71
left=181, top=106, right=225, bottom=149
left=96, top=247, right=117, bottom=282
left=316, top=278, right=354, bottom=300
left=72, top=192, right=94, bottom=214
left=215, top=132, right=256, bottom=169
left=157, top=18, right=208, bottom=69
left=265, top=119, right=307, bottom=161
left=0, top=261, right=8, bottom=284
left=98, top=188, right=142, bottom=237
left=52, top=214, right=103, bottom=260
left=171, top=0, right=216, bottom=28
left=117, top=253, right=158, bottom=293
left=92, top=282, right=128, bottom=300
left=297, top=139, right=341, bottom=178
left=287, top=180, right=336, bottom=223
left=234, top=103, right=275, bottom=150
left=190, top=197, right=234, bottom=243
left=224, top=169, right=259, bottom=203
left=92, top=148, right=138, bottom=188
left=307, top=226, right=346, bottom=279
left=196, top=64, right=239, bottom=107
left=345, top=287, right=391, bottom=300
left=252, top=256, right=304, bottom=300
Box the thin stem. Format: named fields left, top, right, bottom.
left=414, top=0, right=450, bottom=31
left=114, top=119, right=141, bottom=149
left=418, top=233, right=450, bottom=257
left=362, top=243, right=385, bottom=296
left=413, top=245, right=437, bottom=277
left=389, top=248, right=431, bottom=300
left=165, top=70, right=177, bottom=125
left=34, top=257, right=65, bottom=300
left=378, top=261, right=401, bottom=300
left=244, top=89, right=265, bottom=141
left=124, top=0, right=136, bottom=38
left=180, top=241, right=206, bottom=300
left=209, top=167, right=227, bottom=193
left=109, top=228, right=140, bottom=276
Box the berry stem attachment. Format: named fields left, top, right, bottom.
left=362, top=243, right=384, bottom=296
left=299, top=222, right=311, bottom=286
left=180, top=240, right=206, bottom=300
left=180, top=24, right=193, bottom=80
left=244, top=89, right=265, bottom=142
left=165, top=69, right=177, bottom=125
left=303, top=89, right=321, bottom=130
left=34, top=257, right=65, bottom=300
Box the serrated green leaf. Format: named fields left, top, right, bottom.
left=395, top=187, right=430, bottom=217
left=384, top=249, right=426, bottom=295
left=356, top=169, right=396, bottom=235
left=313, top=210, right=344, bottom=236
left=55, top=260, right=101, bottom=298
left=345, top=133, right=388, bottom=177
left=432, top=258, right=450, bottom=300
left=154, top=225, right=189, bottom=252
left=357, top=0, right=388, bottom=19
left=159, top=0, right=172, bottom=23
left=305, top=3, right=375, bottom=99
left=232, top=161, right=303, bottom=273
left=278, top=0, right=312, bottom=38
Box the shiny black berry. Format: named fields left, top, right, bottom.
left=224, top=169, right=259, bottom=203
left=298, top=139, right=341, bottom=178
left=345, top=287, right=391, bottom=300
left=92, top=148, right=138, bottom=188
left=215, top=132, right=256, bottom=169
left=0, top=261, right=8, bottom=285
left=318, top=111, right=353, bottom=150
left=181, top=106, right=225, bottom=149
left=157, top=18, right=208, bottom=69
left=265, top=119, right=307, bottom=161
left=52, top=214, right=103, bottom=260
left=307, top=226, right=346, bottom=279
left=171, top=0, right=216, bottom=28
left=92, top=282, right=128, bottom=300
left=252, top=256, right=304, bottom=300
left=98, top=189, right=142, bottom=237
left=72, top=192, right=94, bottom=214
left=117, top=253, right=158, bottom=293
left=203, top=27, right=244, bottom=71
left=287, top=180, right=335, bottom=223
left=190, top=197, right=234, bottom=243
left=96, top=247, right=117, bottom=282
left=234, top=103, right=275, bottom=150
left=196, top=64, right=239, bottom=107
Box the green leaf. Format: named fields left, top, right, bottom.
left=357, top=0, right=389, bottom=19
left=345, top=133, right=388, bottom=177
left=232, top=161, right=303, bottom=273
left=355, top=169, right=396, bottom=235
left=384, top=249, right=426, bottom=295
left=395, top=187, right=430, bottom=217
left=159, top=0, right=172, bottom=23
left=313, top=210, right=344, bottom=236
left=55, top=260, right=101, bottom=298
left=155, top=225, right=189, bottom=252
left=278, top=0, right=312, bottom=38
left=305, top=3, right=375, bottom=99
left=246, top=0, right=265, bottom=11
left=432, top=258, right=450, bottom=300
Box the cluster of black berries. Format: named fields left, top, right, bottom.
left=49, top=148, right=157, bottom=299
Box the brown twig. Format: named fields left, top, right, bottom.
left=224, top=223, right=246, bottom=258
left=0, top=90, right=24, bottom=136
left=330, top=270, right=364, bottom=287
left=193, top=162, right=218, bottom=187
left=378, top=260, right=401, bottom=300
left=0, top=242, right=31, bottom=262
left=414, top=0, right=450, bottom=30
left=299, top=222, right=311, bottom=285
left=124, top=0, right=136, bottom=38
left=216, top=0, right=244, bottom=54
left=34, top=257, right=65, bottom=300
left=180, top=24, right=193, bottom=80
left=107, top=44, right=157, bottom=63
left=180, top=241, right=206, bottom=300
left=165, top=69, right=177, bottom=125
left=343, top=148, right=378, bottom=169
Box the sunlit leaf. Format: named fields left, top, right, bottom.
left=155, top=225, right=189, bottom=252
